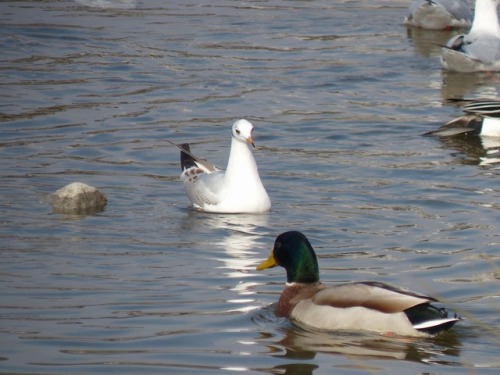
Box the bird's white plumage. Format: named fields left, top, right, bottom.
left=480, top=116, right=500, bottom=137
left=291, top=303, right=425, bottom=336
left=441, top=0, right=500, bottom=72
left=404, top=0, right=472, bottom=30
left=180, top=119, right=271, bottom=213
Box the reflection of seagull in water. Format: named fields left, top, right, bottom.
left=441, top=0, right=500, bottom=72
left=278, top=324, right=462, bottom=361
left=424, top=99, right=500, bottom=136
left=171, top=119, right=271, bottom=214
left=213, top=214, right=269, bottom=278
left=201, top=213, right=269, bottom=312
left=404, top=0, right=472, bottom=30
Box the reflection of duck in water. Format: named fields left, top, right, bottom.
left=257, top=231, right=461, bottom=337
left=274, top=324, right=462, bottom=363
left=424, top=99, right=500, bottom=164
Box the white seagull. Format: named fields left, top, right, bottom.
left=173, top=119, right=271, bottom=214
left=424, top=99, right=500, bottom=136
left=441, top=0, right=500, bottom=72
left=404, top=0, right=472, bottom=30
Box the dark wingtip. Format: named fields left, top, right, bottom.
left=180, top=143, right=197, bottom=171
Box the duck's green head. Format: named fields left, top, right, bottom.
left=256, top=231, right=320, bottom=284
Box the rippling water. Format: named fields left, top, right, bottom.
left=1, top=1, right=500, bottom=374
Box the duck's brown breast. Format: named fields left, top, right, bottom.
left=277, top=283, right=324, bottom=317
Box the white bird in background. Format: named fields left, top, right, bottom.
left=172, top=119, right=271, bottom=214
left=441, top=0, right=500, bottom=72
left=404, top=0, right=472, bottom=30
left=424, top=99, right=500, bottom=136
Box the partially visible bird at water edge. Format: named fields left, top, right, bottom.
left=424, top=99, right=500, bottom=136
left=404, top=0, right=472, bottom=30
left=170, top=119, right=271, bottom=214
left=441, top=0, right=500, bottom=72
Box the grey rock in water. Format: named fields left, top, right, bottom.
left=51, top=182, right=107, bottom=214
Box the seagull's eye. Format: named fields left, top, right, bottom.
left=235, top=129, right=241, bottom=135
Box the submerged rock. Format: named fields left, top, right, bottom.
left=51, top=182, right=107, bottom=214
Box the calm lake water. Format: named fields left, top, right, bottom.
left=1, top=0, right=500, bottom=374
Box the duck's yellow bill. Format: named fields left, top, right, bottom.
left=256, top=254, right=277, bottom=270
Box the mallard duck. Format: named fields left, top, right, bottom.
left=256, top=231, right=461, bottom=336
left=441, top=0, right=500, bottom=72
left=170, top=119, right=271, bottom=213
left=424, top=99, right=500, bottom=137
left=404, top=0, right=472, bottom=30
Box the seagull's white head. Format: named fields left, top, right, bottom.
left=232, top=119, right=255, bottom=147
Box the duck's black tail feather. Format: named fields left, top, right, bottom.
left=405, top=303, right=461, bottom=334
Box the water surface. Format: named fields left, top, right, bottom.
left=1, top=1, right=500, bottom=374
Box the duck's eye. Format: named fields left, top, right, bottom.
left=235, top=129, right=241, bottom=135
